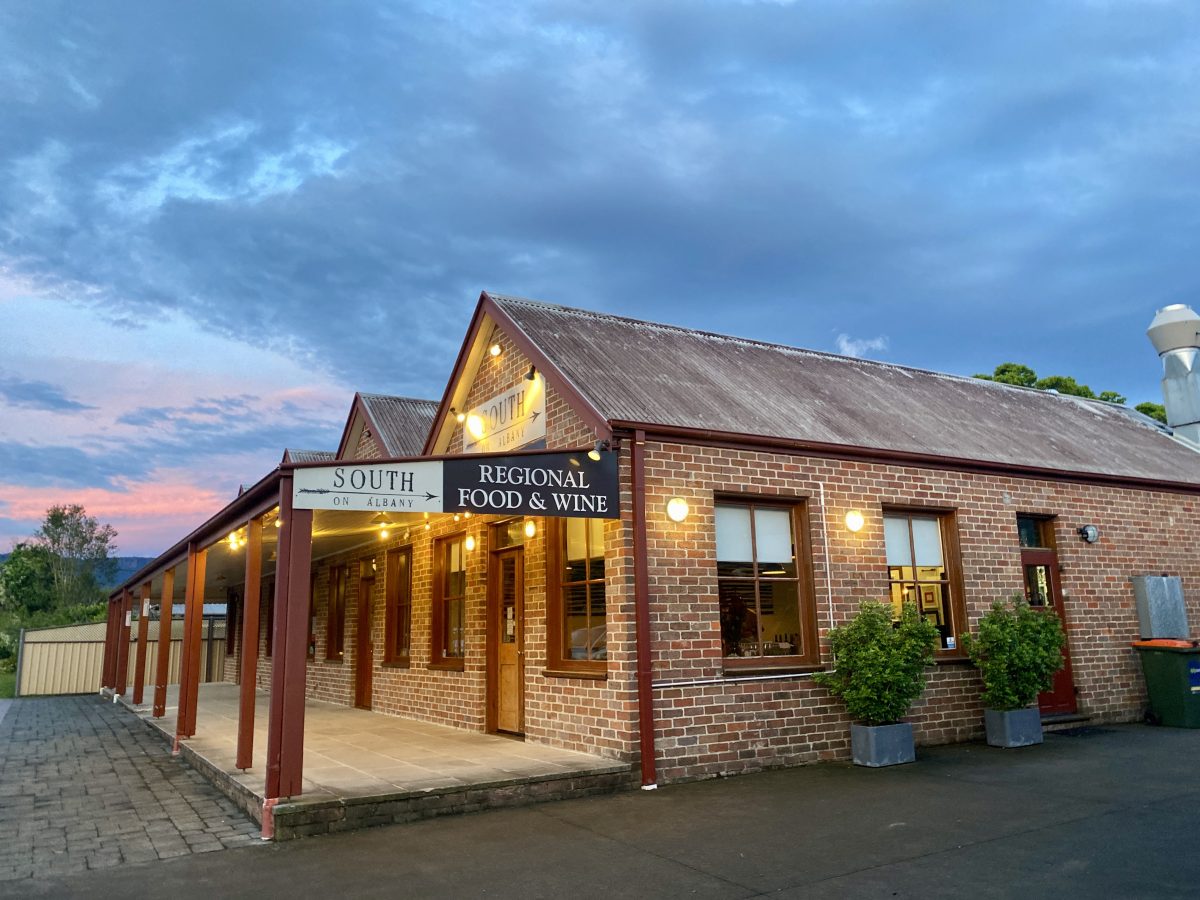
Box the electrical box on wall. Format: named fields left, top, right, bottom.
left=1131, top=576, right=1190, bottom=639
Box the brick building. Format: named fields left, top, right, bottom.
left=102, top=293, right=1200, bottom=824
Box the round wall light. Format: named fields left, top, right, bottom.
left=1077, top=524, right=1100, bottom=543
left=465, top=534, right=476, bottom=552
left=844, top=510, right=865, bottom=533
left=524, top=519, right=537, bottom=538
left=666, top=497, right=689, bottom=523
left=489, top=343, right=502, bottom=357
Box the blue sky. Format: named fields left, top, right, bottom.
left=1, top=1, right=1197, bottom=554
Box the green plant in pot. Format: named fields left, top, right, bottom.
left=962, top=596, right=1065, bottom=748
left=814, top=600, right=939, bottom=767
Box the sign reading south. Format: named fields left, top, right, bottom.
left=443, top=451, right=619, bottom=519
left=462, top=379, right=546, bottom=454
left=293, top=461, right=443, bottom=513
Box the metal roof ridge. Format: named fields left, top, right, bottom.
left=358, top=393, right=440, bottom=406
left=490, top=295, right=1156, bottom=415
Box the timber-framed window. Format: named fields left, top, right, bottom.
left=384, top=546, right=413, bottom=665
left=883, top=509, right=966, bottom=657
left=431, top=534, right=466, bottom=670
left=546, top=518, right=607, bottom=677
left=716, top=499, right=819, bottom=669
left=326, top=565, right=347, bottom=661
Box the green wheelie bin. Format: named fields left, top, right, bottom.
left=1133, top=639, right=1200, bottom=728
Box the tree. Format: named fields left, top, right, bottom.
left=32, top=505, right=118, bottom=609
left=973, top=364, right=1151, bottom=415
left=0, top=542, right=56, bottom=613
left=1137, top=401, right=1168, bottom=424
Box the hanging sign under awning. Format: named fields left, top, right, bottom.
left=291, top=451, right=618, bottom=519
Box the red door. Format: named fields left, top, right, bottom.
left=1021, top=548, right=1076, bottom=715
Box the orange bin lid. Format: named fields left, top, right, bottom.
left=1132, top=639, right=1196, bottom=649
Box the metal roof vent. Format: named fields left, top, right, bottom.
left=1148, top=304, right=1200, bottom=445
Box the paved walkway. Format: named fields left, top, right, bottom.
left=0, top=697, right=261, bottom=883
left=129, top=682, right=623, bottom=803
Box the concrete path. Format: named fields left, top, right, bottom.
left=4, top=703, right=1200, bottom=898
left=0, top=697, right=261, bottom=883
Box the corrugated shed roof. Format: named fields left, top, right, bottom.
left=284, top=448, right=336, bottom=464
left=359, top=394, right=439, bottom=457
left=490, top=294, right=1200, bottom=486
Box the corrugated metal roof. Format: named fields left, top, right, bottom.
left=490, top=294, right=1200, bottom=486
left=359, top=394, right=439, bottom=457
left=284, top=448, right=336, bottom=464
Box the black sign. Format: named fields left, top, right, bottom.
left=443, top=451, right=619, bottom=519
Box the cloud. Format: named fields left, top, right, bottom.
left=834, top=333, right=889, bottom=360
left=0, top=371, right=95, bottom=412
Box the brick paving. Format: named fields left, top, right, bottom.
left=0, top=696, right=262, bottom=883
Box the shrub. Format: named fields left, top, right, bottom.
left=962, top=596, right=1065, bottom=710
left=814, top=600, right=939, bottom=726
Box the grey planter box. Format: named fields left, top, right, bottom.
left=984, top=707, right=1044, bottom=748
left=850, top=722, right=915, bottom=767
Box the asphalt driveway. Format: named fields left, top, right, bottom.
left=3, top=697, right=1199, bottom=898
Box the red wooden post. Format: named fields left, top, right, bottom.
left=236, top=515, right=264, bottom=770
left=101, top=599, right=117, bottom=689
left=266, top=477, right=312, bottom=801
left=132, top=581, right=152, bottom=705
left=114, top=589, right=133, bottom=696
left=153, top=567, right=175, bottom=717
left=177, top=544, right=208, bottom=740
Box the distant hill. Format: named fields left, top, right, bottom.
left=103, top=557, right=156, bottom=589
left=0, top=554, right=155, bottom=590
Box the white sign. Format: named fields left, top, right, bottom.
left=463, top=378, right=545, bottom=454
left=293, top=461, right=444, bottom=512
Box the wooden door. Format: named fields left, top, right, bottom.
left=354, top=575, right=375, bottom=710
left=1021, top=548, right=1076, bottom=715
left=489, top=548, right=525, bottom=734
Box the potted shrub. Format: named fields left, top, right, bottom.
left=814, top=600, right=939, bottom=767
left=962, top=596, right=1065, bottom=748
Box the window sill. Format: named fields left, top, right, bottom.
left=720, top=664, right=826, bottom=677
left=541, top=667, right=608, bottom=680
left=427, top=660, right=465, bottom=672
left=322, top=657, right=344, bottom=665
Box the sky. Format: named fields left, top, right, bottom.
left=1, top=1, right=1198, bottom=556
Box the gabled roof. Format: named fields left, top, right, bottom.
left=336, top=393, right=439, bottom=459
left=282, top=448, right=335, bottom=464
left=486, top=293, right=1200, bottom=487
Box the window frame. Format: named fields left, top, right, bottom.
left=545, top=517, right=608, bottom=679
left=430, top=532, right=467, bottom=671
left=882, top=506, right=967, bottom=660
left=715, top=496, right=820, bottom=672
left=325, top=564, right=348, bottom=662
left=306, top=573, right=317, bottom=660
left=383, top=545, right=414, bottom=666
left=264, top=577, right=275, bottom=658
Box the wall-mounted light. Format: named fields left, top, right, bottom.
left=524, top=519, right=537, bottom=538
left=466, top=413, right=486, bottom=440
left=1077, top=524, right=1100, bottom=543
left=379, top=528, right=390, bottom=540
left=451, top=406, right=465, bottom=424
left=666, top=497, right=689, bottom=523
left=525, top=365, right=537, bottom=382
left=274, top=517, right=282, bottom=529
left=588, top=439, right=609, bottom=462
left=465, top=534, right=476, bottom=552
left=489, top=343, right=502, bottom=358
left=845, top=510, right=865, bottom=533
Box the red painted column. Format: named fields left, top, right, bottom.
left=153, top=567, right=176, bottom=717
left=132, top=581, right=152, bottom=705
left=236, top=515, right=264, bottom=770
left=177, top=544, right=208, bottom=740
left=101, top=600, right=117, bottom=689
left=631, top=429, right=658, bottom=788
left=114, top=589, right=133, bottom=696
left=266, top=477, right=312, bottom=802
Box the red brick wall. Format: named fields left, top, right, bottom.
left=641, top=439, right=1200, bottom=781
